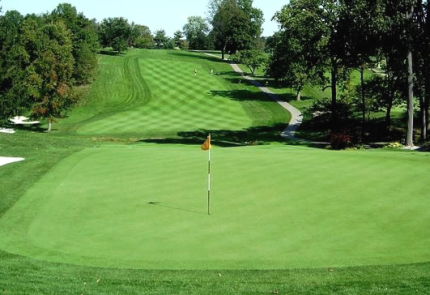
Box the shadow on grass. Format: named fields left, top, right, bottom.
left=7, top=123, right=47, bottom=133
left=147, top=202, right=207, bottom=215
left=139, top=125, right=306, bottom=147
left=168, top=51, right=227, bottom=64
left=210, top=89, right=277, bottom=102
left=98, top=50, right=125, bottom=56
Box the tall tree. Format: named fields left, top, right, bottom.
left=173, top=30, right=184, bottom=48
left=274, top=0, right=347, bottom=128
left=153, top=29, right=169, bottom=49
left=339, top=0, right=386, bottom=141
left=405, top=2, right=415, bottom=147
left=99, top=17, right=131, bottom=53
left=0, top=10, right=29, bottom=120
left=131, top=24, right=153, bottom=48
left=20, top=18, right=75, bottom=131
left=210, top=0, right=263, bottom=60
left=50, top=3, right=99, bottom=84
left=183, top=16, right=210, bottom=50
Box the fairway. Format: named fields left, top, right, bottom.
left=62, top=50, right=288, bottom=138
left=0, top=144, right=429, bottom=269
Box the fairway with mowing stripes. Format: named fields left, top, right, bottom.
left=0, top=144, right=429, bottom=269
left=65, top=50, right=287, bottom=138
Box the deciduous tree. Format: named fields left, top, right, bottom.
left=99, top=17, right=131, bottom=53
left=209, top=0, right=263, bottom=60
left=50, top=3, right=99, bottom=84
left=183, top=16, right=210, bottom=50
left=20, top=18, right=75, bottom=132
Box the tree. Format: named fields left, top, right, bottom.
left=209, top=0, right=263, bottom=60
left=49, top=3, right=99, bottom=84
left=183, top=16, right=210, bottom=50
left=405, top=3, right=415, bottom=146
left=268, top=7, right=326, bottom=101
left=20, top=18, right=75, bottom=132
left=173, top=30, right=184, bottom=49
left=231, top=49, right=266, bottom=75
left=132, top=24, right=154, bottom=48
left=153, top=29, right=169, bottom=49
left=274, top=0, right=358, bottom=133
left=0, top=10, right=29, bottom=121
left=99, top=17, right=131, bottom=53
left=338, top=0, right=386, bottom=140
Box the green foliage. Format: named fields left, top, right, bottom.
left=49, top=3, right=99, bottom=85
left=24, top=20, right=76, bottom=131
left=98, top=17, right=131, bottom=53
left=183, top=16, right=211, bottom=50
left=384, top=141, right=405, bottom=149
left=0, top=10, right=29, bottom=121
left=230, top=49, right=266, bottom=75
left=153, top=29, right=170, bottom=49
left=210, top=0, right=263, bottom=59
left=131, top=24, right=154, bottom=49
left=173, top=30, right=184, bottom=49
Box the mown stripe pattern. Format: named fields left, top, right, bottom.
left=77, top=51, right=252, bottom=135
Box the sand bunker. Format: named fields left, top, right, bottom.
left=0, top=157, right=25, bottom=167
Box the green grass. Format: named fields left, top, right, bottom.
left=1, top=49, right=430, bottom=294
left=60, top=50, right=287, bottom=140
left=1, top=144, right=429, bottom=270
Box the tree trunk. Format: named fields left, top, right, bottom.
left=330, top=59, right=338, bottom=130
left=385, top=56, right=394, bottom=132
left=47, top=118, right=52, bottom=132
left=420, top=95, right=426, bottom=141
left=221, top=42, right=227, bottom=60
left=360, top=67, right=365, bottom=142
left=406, top=6, right=415, bottom=147
left=406, top=48, right=414, bottom=146
left=385, top=101, right=393, bottom=132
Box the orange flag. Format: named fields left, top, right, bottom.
left=201, top=135, right=211, bottom=150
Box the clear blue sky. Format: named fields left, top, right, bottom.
left=1, top=0, right=288, bottom=37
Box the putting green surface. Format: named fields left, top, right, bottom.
left=0, top=144, right=428, bottom=269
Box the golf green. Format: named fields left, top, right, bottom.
left=0, top=144, right=428, bottom=269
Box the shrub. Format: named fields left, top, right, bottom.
left=330, top=129, right=352, bottom=150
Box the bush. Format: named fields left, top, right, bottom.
left=330, top=129, right=353, bottom=150
left=384, top=142, right=404, bottom=149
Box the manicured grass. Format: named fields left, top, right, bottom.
left=1, top=49, right=430, bottom=293
left=1, top=143, right=429, bottom=270
left=60, top=49, right=287, bottom=140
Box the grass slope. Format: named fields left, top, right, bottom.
left=60, top=50, right=288, bottom=140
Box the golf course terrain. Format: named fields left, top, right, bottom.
left=1, top=50, right=429, bottom=294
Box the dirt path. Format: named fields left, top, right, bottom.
left=229, top=63, right=303, bottom=140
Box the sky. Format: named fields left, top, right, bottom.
left=1, top=0, right=288, bottom=37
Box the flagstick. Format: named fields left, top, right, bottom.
left=207, top=144, right=211, bottom=215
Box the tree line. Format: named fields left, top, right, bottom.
left=266, top=0, right=430, bottom=147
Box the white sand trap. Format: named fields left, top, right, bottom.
left=0, top=128, right=15, bottom=134
left=9, top=116, right=39, bottom=125
left=0, top=157, right=25, bottom=167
